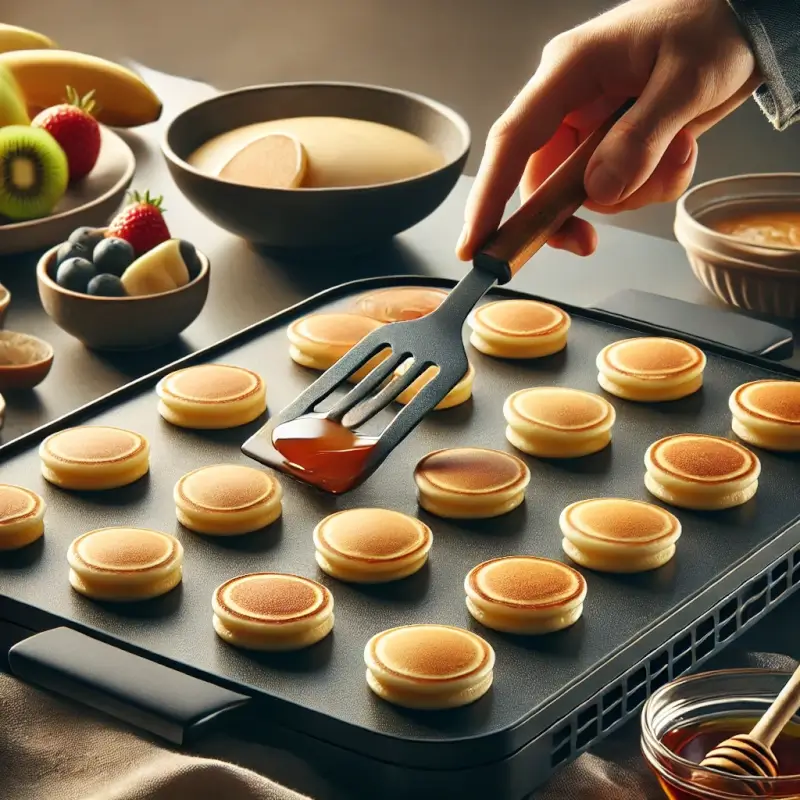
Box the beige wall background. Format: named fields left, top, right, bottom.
left=9, top=0, right=800, bottom=239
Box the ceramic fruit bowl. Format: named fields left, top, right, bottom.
left=0, top=330, right=54, bottom=390
left=0, top=283, right=10, bottom=328
left=674, top=173, right=800, bottom=318
left=37, top=240, right=210, bottom=351
left=0, top=126, right=135, bottom=256
left=161, top=82, right=470, bottom=249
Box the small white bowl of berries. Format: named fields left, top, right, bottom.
left=37, top=189, right=210, bottom=351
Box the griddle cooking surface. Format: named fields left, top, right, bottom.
left=1, top=278, right=798, bottom=765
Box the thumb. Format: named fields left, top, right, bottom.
left=584, top=58, right=702, bottom=206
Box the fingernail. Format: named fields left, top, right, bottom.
left=585, top=164, right=625, bottom=206
left=456, top=225, right=469, bottom=257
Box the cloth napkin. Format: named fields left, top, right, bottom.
left=1, top=651, right=795, bottom=800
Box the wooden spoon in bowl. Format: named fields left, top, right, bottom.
left=699, top=664, right=800, bottom=786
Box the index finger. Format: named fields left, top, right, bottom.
left=456, top=39, right=598, bottom=261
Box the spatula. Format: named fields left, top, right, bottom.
left=243, top=101, right=632, bottom=493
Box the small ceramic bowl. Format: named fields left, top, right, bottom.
left=0, top=283, right=10, bottom=328
left=641, top=668, right=800, bottom=798
left=162, top=82, right=470, bottom=248
left=674, top=174, right=800, bottom=317
left=36, top=243, right=210, bottom=351
left=0, top=330, right=54, bottom=390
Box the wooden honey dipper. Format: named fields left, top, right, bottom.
left=699, top=665, right=800, bottom=786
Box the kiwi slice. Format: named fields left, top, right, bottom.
left=0, top=125, right=68, bottom=222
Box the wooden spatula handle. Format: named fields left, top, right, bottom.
left=473, top=99, right=633, bottom=283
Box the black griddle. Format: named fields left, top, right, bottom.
left=1, top=276, right=799, bottom=800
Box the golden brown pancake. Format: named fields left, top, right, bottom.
left=414, top=446, right=530, bottom=518
left=465, top=556, right=587, bottom=633
left=729, top=379, right=800, bottom=451
left=287, top=312, right=387, bottom=381
left=645, top=433, right=761, bottom=510
left=0, top=484, right=46, bottom=550
left=393, top=360, right=475, bottom=410
left=174, top=464, right=283, bottom=535
left=559, top=498, right=682, bottom=573
left=156, top=364, right=267, bottom=429
left=352, top=287, right=448, bottom=323
left=212, top=572, right=334, bottom=651
left=68, top=527, right=183, bottom=601
left=313, top=508, right=432, bottom=583
left=39, top=426, right=150, bottom=490
left=364, top=624, right=495, bottom=709
left=503, top=386, right=616, bottom=457
left=596, top=337, right=706, bottom=402
left=468, top=299, right=571, bottom=359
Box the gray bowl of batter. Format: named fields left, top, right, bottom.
left=162, top=82, right=471, bottom=249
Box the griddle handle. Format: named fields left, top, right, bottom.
left=8, top=627, right=251, bottom=745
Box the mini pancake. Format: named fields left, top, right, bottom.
left=0, top=484, right=45, bottom=550
left=287, top=313, right=387, bottom=382
left=645, top=434, right=761, bottom=511
left=414, top=447, right=530, bottom=519
left=352, top=286, right=448, bottom=322
left=467, top=299, right=571, bottom=359
left=174, top=464, right=283, bottom=535
left=729, top=379, right=800, bottom=451
left=465, top=556, right=587, bottom=634
left=68, top=527, right=183, bottom=601
left=503, top=386, right=616, bottom=458
left=559, top=498, right=682, bottom=573
left=212, top=572, right=334, bottom=651
left=313, top=508, right=432, bottom=583
left=364, top=624, right=494, bottom=710
left=156, top=364, right=266, bottom=429
left=39, top=426, right=150, bottom=490
left=393, top=360, right=475, bottom=410
left=596, top=337, right=706, bottom=402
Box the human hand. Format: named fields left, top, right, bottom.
left=457, top=0, right=759, bottom=260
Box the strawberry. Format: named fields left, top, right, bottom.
left=31, top=86, right=101, bottom=182
left=107, top=190, right=171, bottom=255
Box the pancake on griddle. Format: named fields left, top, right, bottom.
left=596, top=336, right=706, bottom=402
left=212, top=572, right=334, bottom=651
left=352, top=286, right=448, bottom=323
left=364, top=624, right=495, bottom=709
left=560, top=497, right=682, bottom=572
left=393, top=360, right=475, bottom=410
left=156, top=364, right=266, bottom=429
left=40, top=426, right=150, bottom=490
left=68, top=527, right=183, bottom=601
left=174, top=464, right=283, bottom=535
left=313, top=508, right=432, bottom=583
left=467, top=299, right=570, bottom=359
left=287, top=312, right=387, bottom=382
left=503, top=386, right=615, bottom=457
left=413, top=447, right=530, bottom=518
left=465, top=556, right=587, bottom=634
left=729, top=379, right=800, bottom=451
left=644, top=433, right=760, bottom=510
left=0, top=484, right=45, bottom=550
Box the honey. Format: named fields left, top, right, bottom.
left=655, top=718, right=800, bottom=799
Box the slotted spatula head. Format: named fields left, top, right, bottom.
left=243, top=101, right=633, bottom=493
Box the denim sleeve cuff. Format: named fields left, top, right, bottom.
left=727, top=0, right=800, bottom=130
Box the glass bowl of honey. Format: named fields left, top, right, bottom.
left=641, top=668, right=800, bottom=799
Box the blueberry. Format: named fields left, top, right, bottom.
left=179, top=240, right=203, bottom=280
left=68, top=227, right=105, bottom=251
left=87, top=273, right=126, bottom=297
left=56, top=257, right=96, bottom=293
left=93, top=237, right=135, bottom=277
left=55, top=240, right=90, bottom=267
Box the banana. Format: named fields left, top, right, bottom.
left=0, top=49, right=162, bottom=127
left=121, top=240, right=190, bottom=297
left=0, top=23, right=56, bottom=54
left=0, top=64, right=29, bottom=125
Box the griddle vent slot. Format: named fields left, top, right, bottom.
left=549, top=546, right=800, bottom=769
